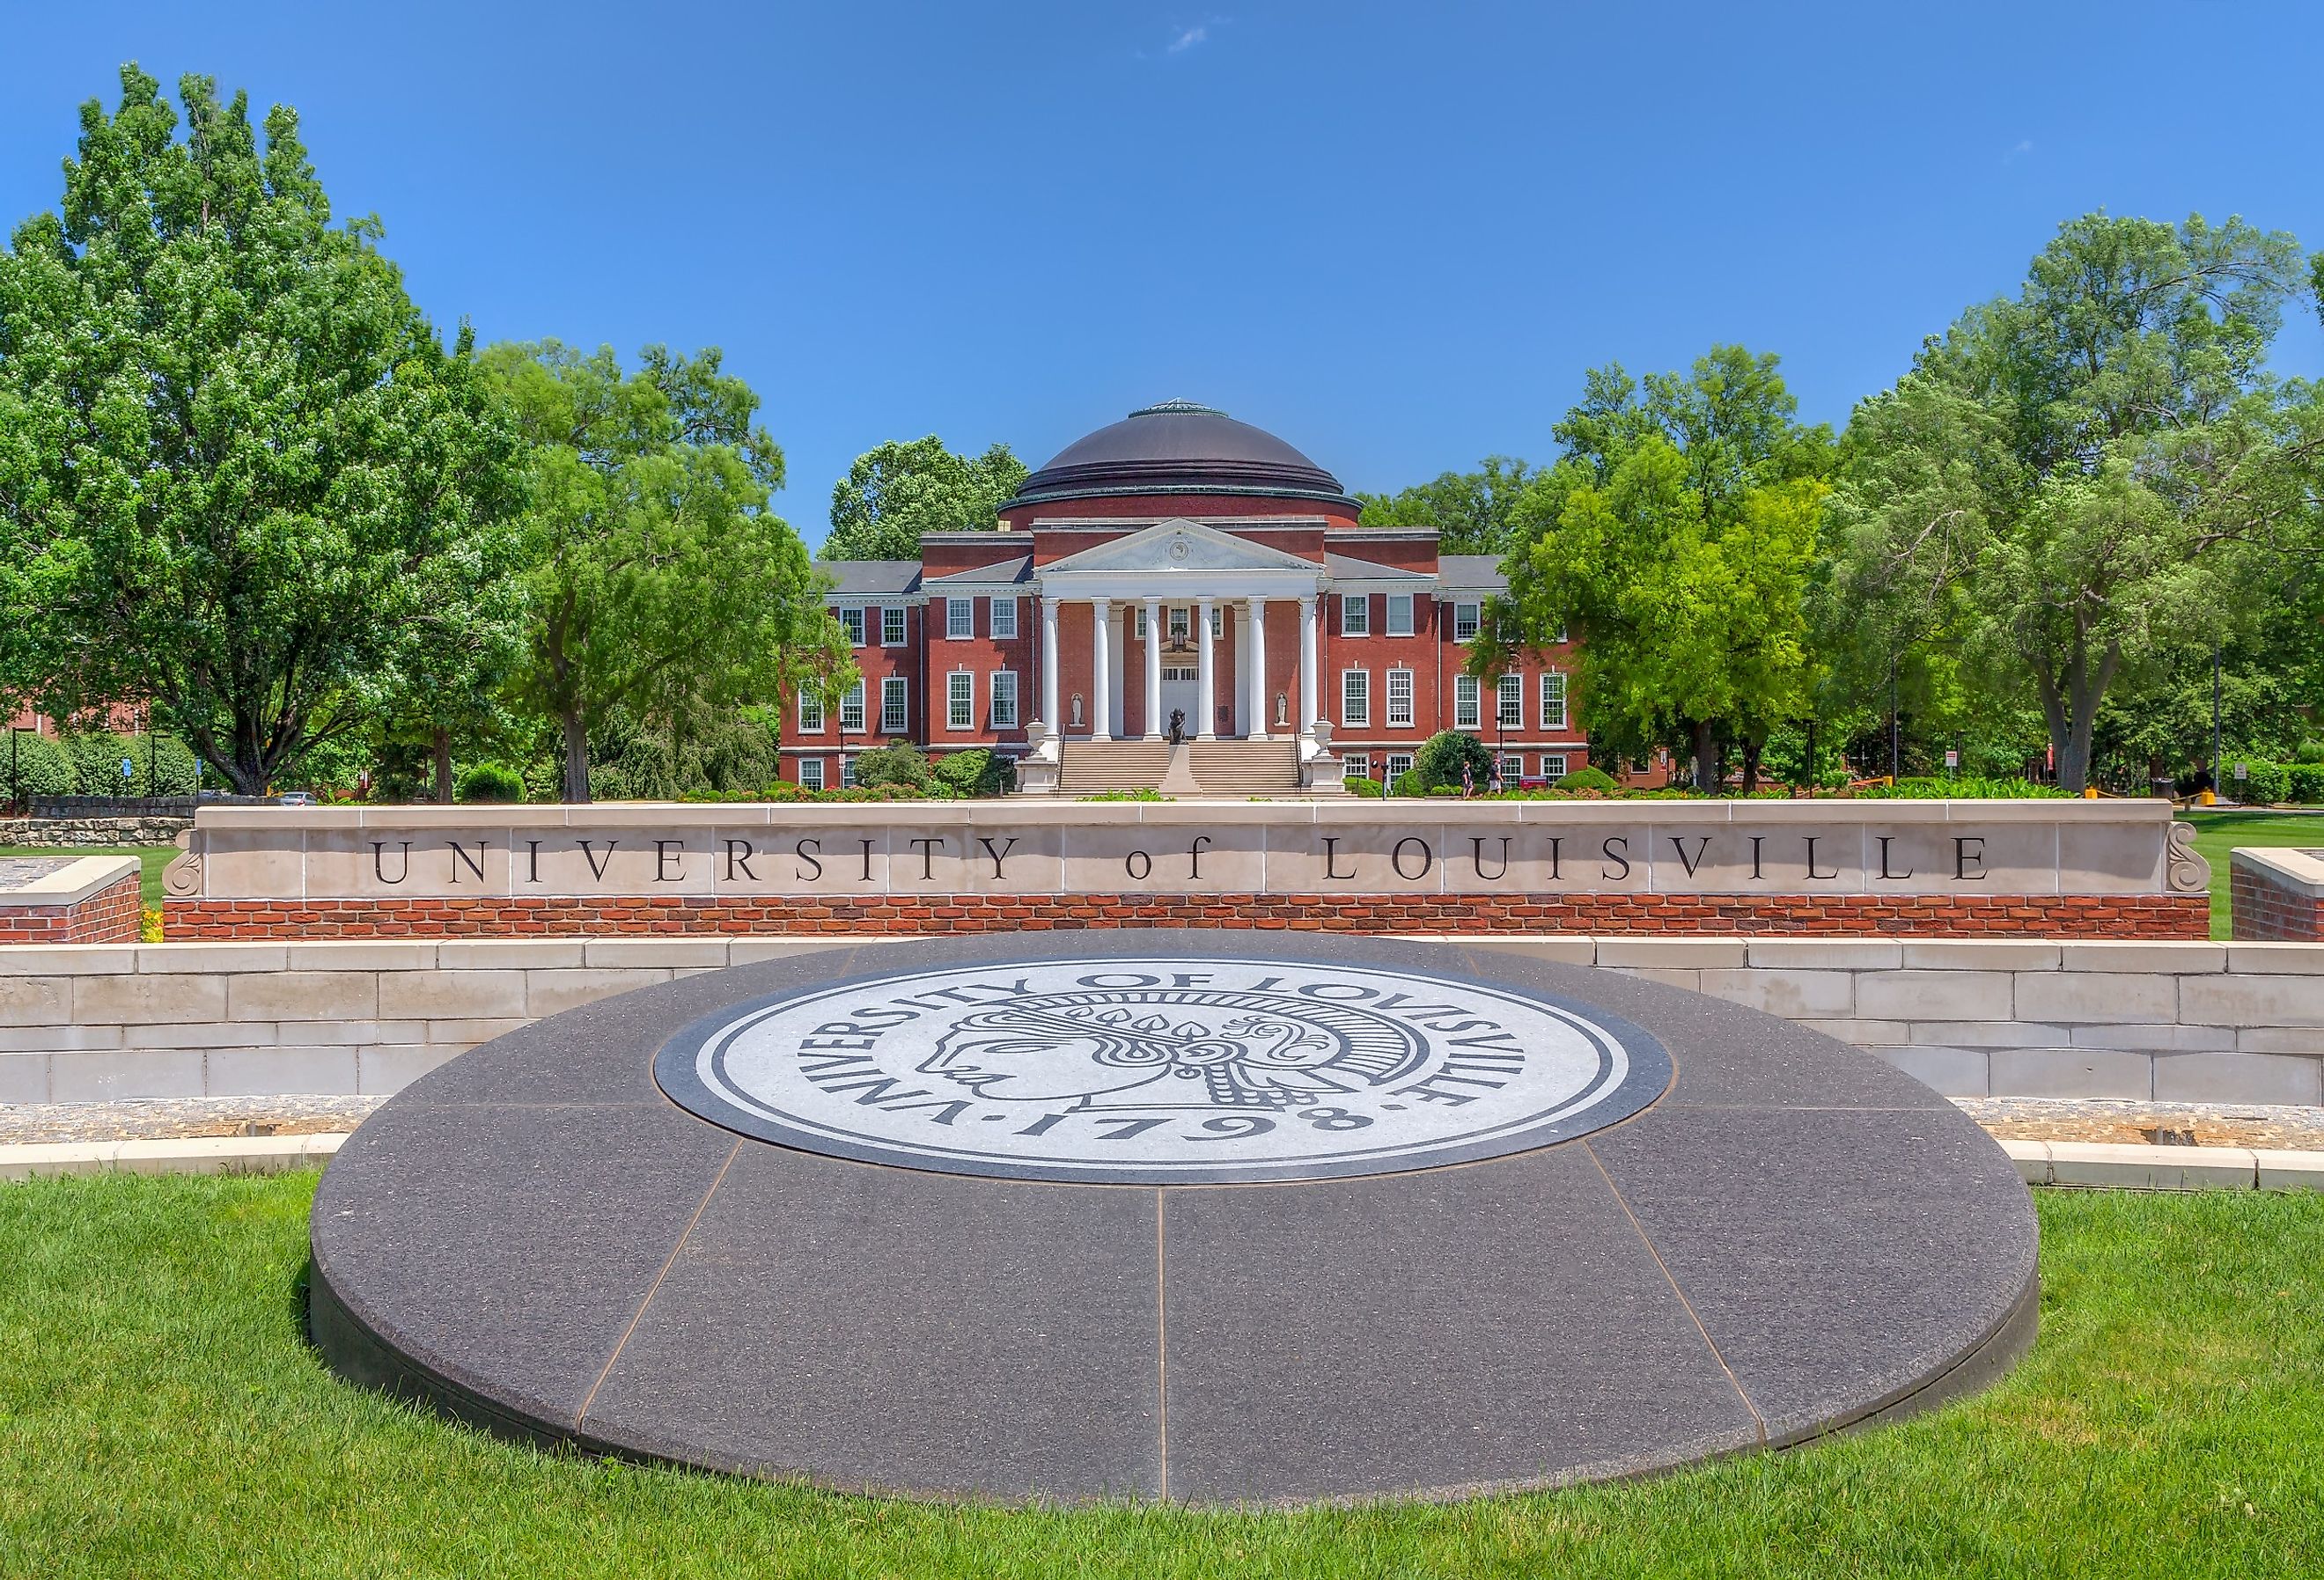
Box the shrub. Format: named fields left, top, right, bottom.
left=1343, top=774, right=1384, bottom=798
left=1390, top=770, right=1428, bottom=798
left=2287, top=763, right=2324, bottom=805
left=456, top=761, right=526, bottom=804
left=3, top=731, right=76, bottom=800
left=61, top=731, right=133, bottom=794
left=1555, top=766, right=1620, bottom=794
left=931, top=748, right=1011, bottom=798
left=1855, top=775, right=2068, bottom=800
left=2232, top=762, right=2291, bottom=804
left=1078, top=788, right=1167, bottom=803
left=2292, top=738, right=2324, bottom=766
left=122, top=734, right=199, bottom=797
left=851, top=739, right=933, bottom=791
left=1413, top=731, right=1494, bottom=793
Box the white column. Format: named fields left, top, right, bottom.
left=1106, top=601, right=1126, bottom=739
left=1040, top=596, right=1060, bottom=731
left=1195, top=598, right=1216, bottom=739
left=1087, top=598, right=1111, bottom=741
left=1142, top=599, right=1164, bottom=740
left=1246, top=595, right=1269, bottom=740
left=1298, top=595, right=1320, bottom=738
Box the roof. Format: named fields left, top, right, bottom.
left=823, top=561, right=922, bottom=597
left=1436, top=555, right=1509, bottom=592
left=1323, top=551, right=1432, bottom=584
left=922, top=555, right=1033, bottom=588
left=1009, top=401, right=1356, bottom=510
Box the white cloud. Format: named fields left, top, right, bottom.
left=1167, top=23, right=1210, bottom=54
left=2003, top=139, right=2034, bottom=164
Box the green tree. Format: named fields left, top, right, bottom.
left=481, top=340, right=849, bottom=803
left=0, top=67, right=521, bottom=795
left=1830, top=213, right=2322, bottom=792
left=821, top=437, right=1026, bottom=562
left=1492, top=348, right=1832, bottom=790
left=1356, top=457, right=1534, bottom=555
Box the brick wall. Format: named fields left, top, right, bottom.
left=162, top=891, right=2210, bottom=940
left=2, top=934, right=2314, bottom=1106
left=2232, top=849, right=2324, bottom=942
left=0, top=871, right=142, bottom=944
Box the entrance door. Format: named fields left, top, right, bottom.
left=1160, top=666, right=1200, bottom=737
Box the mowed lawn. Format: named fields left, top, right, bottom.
left=0, top=844, right=174, bottom=908
left=2179, top=811, right=2324, bottom=938
left=0, top=1173, right=2316, bottom=1579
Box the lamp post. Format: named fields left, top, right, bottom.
left=2211, top=646, right=2223, bottom=803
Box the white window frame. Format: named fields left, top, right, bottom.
left=1135, top=606, right=1148, bottom=639
left=1341, top=593, right=1370, bottom=637
left=1168, top=606, right=1190, bottom=643
left=1386, top=668, right=1415, bottom=728
left=946, top=671, right=974, bottom=731
left=1386, top=753, right=1415, bottom=782
left=990, top=669, right=1019, bottom=729
left=798, top=757, right=826, bottom=791
left=880, top=675, right=908, bottom=734
left=1541, top=670, right=1567, bottom=731
left=1454, top=674, right=1481, bottom=731
left=1342, top=753, right=1372, bottom=781
left=1541, top=753, right=1569, bottom=781
left=839, top=678, right=866, bottom=732
left=946, top=598, right=974, bottom=640
left=837, top=607, right=865, bottom=647
left=989, top=596, right=1018, bottom=641
left=1209, top=605, right=1224, bottom=638
left=1497, top=672, right=1522, bottom=729
left=838, top=754, right=857, bottom=789
left=881, top=606, right=907, bottom=647
left=798, top=688, right=825, bottom=734
left=1386, top=593, right=1416, bottom=637
left=1498, top=753, right=1524, bottom=783
left=1341, top=668, right=1371, bottom=729
left=1453, top=602, right=1481, bottom=643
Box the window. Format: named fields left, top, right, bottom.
left=1497, top=673, right=1522, bottom=729
left=1161, top=665, right=1197, bottom=681
left=1342, top=753, right=1372, bottom=780
left=798, top=757, right=825, bottom=791
left=880, top=675, right=908, bottom=734
left=946, top=598, right=973, bottom=640
left=798, top=688, right=824, bottom=734
left=1453, top=602, right=1481, bottom=642
left=1540, top=753, right=1569, bottom=781
left=991, top=670, right=1019, bottom=729
left=989, top=596, right=1018, bottom=641
left=1541, top=671, right=1567, bottom=731
left=947, top=671, right=974, bottom=730
left=1341, top=593, right=1370, bottom=636
left=1386, top=593, right=1416, bottom=636
left=1210, top=605, right=1223, bottom=638
left=1168, top=606, right=1190, bottom=643
left=838, top=754, right=857, bottom=789
left=838, top=607, right=865, bottom=647
left=1387, top=669, right=1415, bottom=728
left=881, top=607, right=907, bottom=646
left=1499, top=753, right=1524, bottom=783
left=1135, top=606, right=1148, bottom=639
left=1452, top=674, right=1480, bottom=730
left=839, top=678, right=866, bottom=732
left=1386, top=753, right=1415, bottom=782
left=1341, top=669, right=1371, bottom=728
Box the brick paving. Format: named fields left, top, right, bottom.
left=4, top=1091, right=2320, bottom=1152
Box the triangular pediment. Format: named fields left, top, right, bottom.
left=1041, top=518, right=1320, bottom=577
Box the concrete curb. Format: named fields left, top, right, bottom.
left=2000, top=1137, right=2324, bottom=1191
left=0, top=1130, right=344, bottom=1180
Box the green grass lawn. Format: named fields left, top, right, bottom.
left=2177, top=811, right=2324, bottom=938
left=0, top=843, right=174, bottom=909
left=0, top=1173, right=2317, bottom=1578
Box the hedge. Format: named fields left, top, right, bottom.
left=2, top=731, right=76, bottom=800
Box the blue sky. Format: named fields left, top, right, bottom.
left=7, top=2, right=2321, bottom=547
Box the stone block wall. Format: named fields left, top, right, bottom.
left=1, top=934, right=2317, bottom=1106
left=2232, top=848, right=2324, bottom=942
left=0, top=815, right=190, bottom=848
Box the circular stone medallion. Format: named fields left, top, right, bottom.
left=655, top=956, right=1672, bottom=1184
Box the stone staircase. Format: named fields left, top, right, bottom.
left=1056, top=739, right=1303, bottom=795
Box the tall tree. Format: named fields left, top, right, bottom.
left=0, top=67, right=520, bottom=794
left=820, top=437, right=1026, bottom=562
left=1490, top=348, right=1832, bottom=790
left=1830, top=214, right=2322, bottom=791
left=1356, top=457, right=1535, bottom=555
left=482, top=340, right=849, bottom=802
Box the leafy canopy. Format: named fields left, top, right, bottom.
left=1356, top=457, right=1535, bottom=556
left=0, top=66, right=520, bottom=794
left=480, top=340, right=849, bottom=802
left=822, top=437, right=1026, bottom=562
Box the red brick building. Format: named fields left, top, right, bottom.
left=788, top=401, right=1585, bottom=793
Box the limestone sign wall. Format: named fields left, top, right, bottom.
left=161, top=799, right=2210, bottom=938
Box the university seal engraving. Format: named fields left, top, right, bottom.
left=656, top=958, right=1672, bottom=1183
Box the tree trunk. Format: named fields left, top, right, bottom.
left=562, top=705, right=591, bottom=804
left=1739, top=736, right=1762, bottom=796
left=1691, top=718, right=1718, bottom=793
left=431, top=728, right=453, bottom=805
